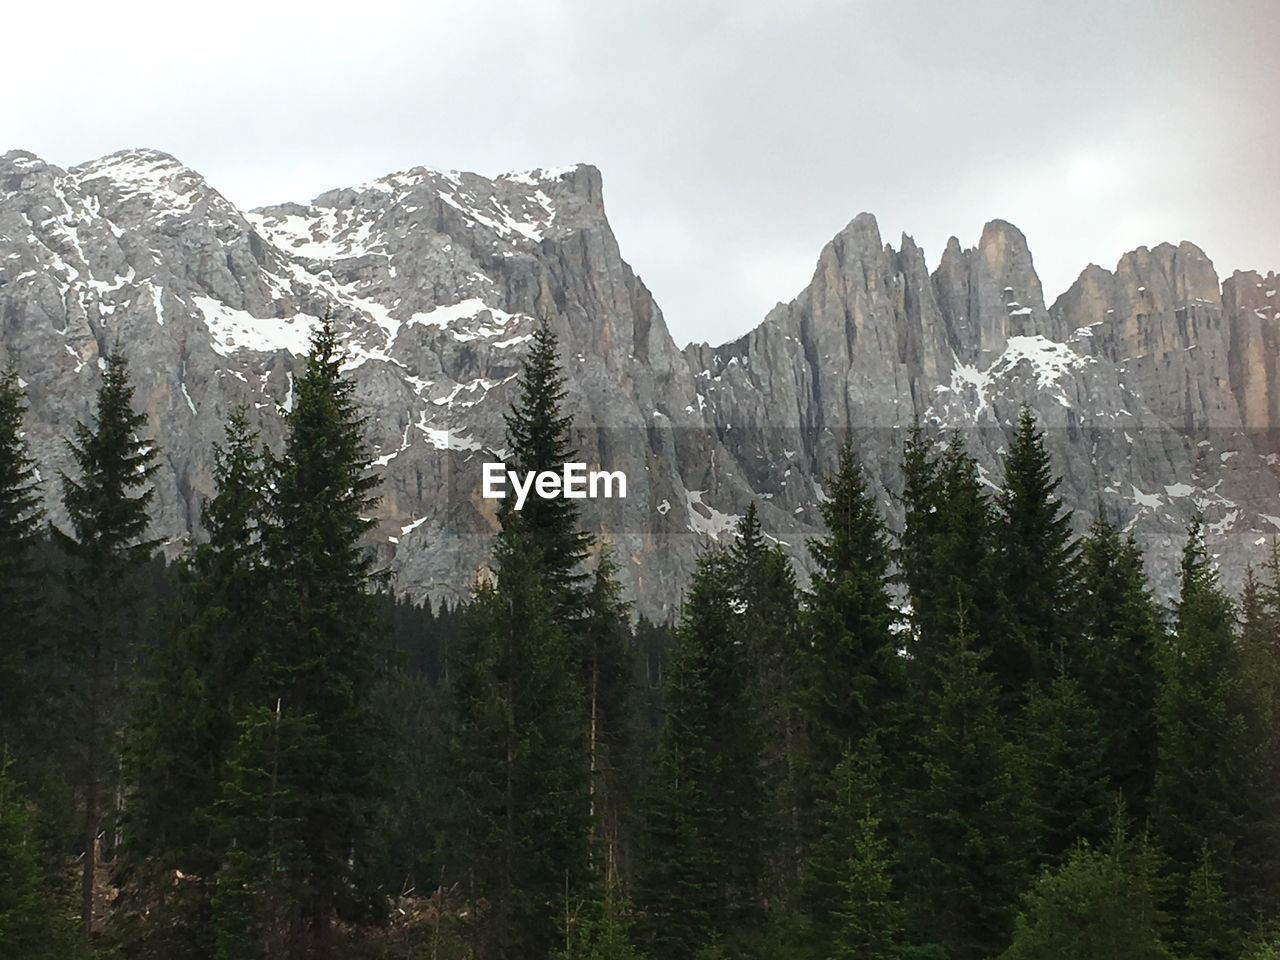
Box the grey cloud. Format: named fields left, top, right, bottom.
left=6, top=0, right=1277, bottom=346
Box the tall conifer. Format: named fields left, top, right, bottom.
left=251, top=323, right=387, bottom=949
left=1153, top=520, right=1254, bottom=931
left=503, top=319, right=591, bottom=622
left=114, top=409, right=268, bottom=956
left=637, top=549, right=759, bottom=958
left=900, top=621, right=1029, bottom=960
left=56, top=349, right=158, bottom=935
left=729, top=503, right=801, bottom=902
left=1075, top=516, right=1163, bottom=817
left=803, top=443, right=901, bottom=793
left=996, top=406, right=1079, bottom=692
left=0, top=369, right=44, bottom=757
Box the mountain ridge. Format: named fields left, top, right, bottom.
left=2, top=147, right=1276, bottom=616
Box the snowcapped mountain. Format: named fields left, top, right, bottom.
left=1, top=147, right=1277, bottom=614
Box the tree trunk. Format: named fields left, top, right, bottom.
left=80, top=626, right=103, bottom=937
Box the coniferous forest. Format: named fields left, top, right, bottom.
left=3, top=321, right=1280, bottom=960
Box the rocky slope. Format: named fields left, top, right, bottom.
left=1, top=148, right=1276, bottom=615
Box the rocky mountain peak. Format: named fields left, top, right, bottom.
left=2, top=148, right=1278, bottom=614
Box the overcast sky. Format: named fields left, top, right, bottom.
left=8, top=0, right=1277, bottom=346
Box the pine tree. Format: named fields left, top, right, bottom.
left=56, top=348, right=159, bottom=935
left=804, top=736, right=904, bottom=959
left=1152, top=520, right=1248, bottom=895
left=0, top=763, right=78, bottom=960
left=446, top=320, right=611, bottom=958
left=1238, top=550, right=1280, bottom=917
left=1018, top=675, right=1111, bottom=866
left=447, top=524, right=588, bottom=960
left=0, top=368, right=44, bottom=759
left=209, top=702, right=324, bottom=960
left=252, top=323, right=388, bottom=949
left=900, top=620, right=1029, bottom=960
left=1180, top=846, right=1237, bottom=960
left=899, top=431, right=1005, bottom=677
left=637, top=549, right=759, bottom=959
left=552, top=894, right=648, bottom=960
left=897, top=420, right=942, bottom=651
left=1075, top=515, right=1163, bottom=818
left=114, top=409, right=269, bottom=956
left=583, top=552, right=639, bottom=893
left=802, top=443, right=902, bottom=805
left=1001, top=823, right=1171, bottom=960
left=1245, top=939, right=1280, bottom=960
left=729, top=503, right=802, bottom=904
left=995, top=406, right=1079, bottom=694
left=503, top=319, right=591, bottom=623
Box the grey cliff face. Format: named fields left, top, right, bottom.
left=1, top=148, right=1276, bottom=615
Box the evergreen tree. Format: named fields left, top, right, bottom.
left=1001, top=825, right=1170, bottom=960
left=503, top=319, right=591, bottom=622
left=802, top=443, right=902, bottom=811
left=900, top=620, right=1029, bottom=960
left=552, top=894, right=649, bottom=960
left=1180, top=846, right=1237, bottom=960
left=445, top=319, right=612, bottom=958
left=583, top=552, right=640, bottom=893
left=1018, top=675, right=1111, bottom=866
left=729, top=503, right=802, bottom=904
left=252, top=323, right=388, bottom=949
left=56, top=349, right=158, bottom=935
left=1238, top=551, right=1280, bottom=918
left=1245, top=939, right=1280, bottom=960
left=1075, top=516, right=1163, bottom=818
left=896, top=420, right=941, bottom=651
left=0, top=764, right=78, bottom=960
left=995, top=406, right=1079, bottom=694
left=899, top=431, right=1005, bottom=678
left=804, top=737, right=904, bottom=959
left=209, top=702, right=324, bottom=960
left=1153, top=520, right=1249, bottom=903
left=0, top=368, right=44, bottom=757
left=113, top=409, right=269, bottom=957
left=446, top=525, right=588, bottom=960
left=637, top=549, right=759, bottom=959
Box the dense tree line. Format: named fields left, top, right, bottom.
left=1, top=329, right=1279, bottom=959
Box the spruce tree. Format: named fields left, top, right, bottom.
left=0, top=369, right=44, bottom=759
left=253, top=323, right=388, bottom=949
left=1018, top=675, right=1111, bottom=866
left=897, top=420, right=942, bottom=651
left=1238, top=551, right=1280, bottom=917
left=503, top=318, right=591, bottom=622
left=114, top=409, right=268, bottom=957
left=637, top=549, right=759, bottom=959
left=552, top=894, right=648, bottom=960
left=0, top=764, right=78, bottom=960
left=729, top=503, right=802, bottom=903
left=1075, top=516, right=1163, bottom=818
left=446, top=319, right=613, bottom=957
left=995, top=406, right=1079, bottom=694
left=1001, top=824, right=1170, bottom=960
left=447, top=524, right=588, bottom=960
left=899, top=431, right=1006, bottom=678
left=804, top=736, right=904, bottom=959
left=210, top=702, right=323, bottom=960
left=1180, top=846, right=1237, bottom=960
left=802, top=443, right=902, bottom=806
left=1152, top=520, right=1248, bottom=895
left=900, top=620, right=1029, bottom=960
left=56, top=348, right=158, bottom=935
left=583, top=552, right=639, bottom=893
